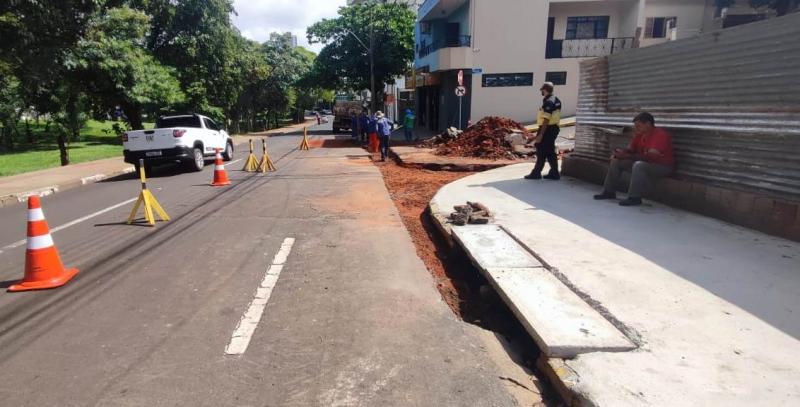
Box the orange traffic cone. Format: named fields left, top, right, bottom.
left=8, top=196, right=78, bottom=292
left=211, top=149, right=231, bottom=186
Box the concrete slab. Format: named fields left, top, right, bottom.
left=485, top=267, right=636, bottom=358
left=452, top=225, right=541, bottom=269
left=452, top=225, right=635, bottom=358
left=431, top=162, right=800, bottom=406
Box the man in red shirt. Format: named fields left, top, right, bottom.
left=594, top=112, right=675, bottom=206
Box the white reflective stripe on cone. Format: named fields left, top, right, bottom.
left=27, top=234, right=54, bottom=250
left=28, top=208, right=45, bottom=222
left=215, top=165, right=225, bottom=170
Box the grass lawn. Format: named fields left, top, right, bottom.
left=0, top=120, right=152, bottom=177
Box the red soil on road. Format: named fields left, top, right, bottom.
left=374, top=159, right=476, bottom=317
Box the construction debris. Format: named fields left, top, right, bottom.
left=449, top=201, right=493, bottom=226
left=420, top=117, right=531, bottom=160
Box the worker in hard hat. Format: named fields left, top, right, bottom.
left=525, top=81, right=562, bottom=180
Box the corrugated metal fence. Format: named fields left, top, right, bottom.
left=573, top=13, right=800, bottom=201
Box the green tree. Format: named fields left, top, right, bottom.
left=0, top=0, right=101, bottom=164
left=127, top=0, right=240, bottom=124
left=306, top=3, right=415, bottom=107
left=74, top=7, right=185, bottom=130
left=0, top=66, right=23, bottom=150
left=258, top=43, right=315, bottom=129
left=227, top=37, right=272, bottom=133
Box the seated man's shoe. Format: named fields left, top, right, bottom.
left=619, top=197, right=643, bottom=206
left=593, top=192, right=616, bottom=200
left=524, top=173, right=542, bottom=180
left=543, top=173, right=560, bottom=180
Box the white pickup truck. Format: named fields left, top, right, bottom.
left=122, top=114, right=234, bottom=172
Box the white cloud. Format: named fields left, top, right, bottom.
left=231, top=0, right=347, bottom=53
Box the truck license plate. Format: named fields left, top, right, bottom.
left=146, top=151, right=162, bottom=157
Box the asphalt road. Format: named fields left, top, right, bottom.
left=0, top=122, right=520, bottom=406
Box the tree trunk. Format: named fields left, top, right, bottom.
left=122, top=102, right=144, bottom=130
left=57, top=131, right=69, bottom=166
left=1, top=125, right=13, bottom=151
left=25, top=118, right=33, bottom=144
left=59, top=91, right=80, bottom=166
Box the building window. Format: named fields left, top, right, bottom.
left=645, top=17, right=677, bottom=38
left=482, top=73, right=534, bottom=88
left=545, top=72, right=567, bottom=86
left=566, top=16, right=610, bottom=40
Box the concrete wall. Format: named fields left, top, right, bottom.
left=563, top=156, right=800, bottom=242
left=640, top=0, right=708, bottom=47
left=469, top=0, right=549, bottom=125
left=550, top=0, right=639, bottom=40
left=547, top=0, right=640, bottom=117
left=418, top=0, right=713, bottom=125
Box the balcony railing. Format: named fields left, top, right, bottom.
left=418, top=35, right=471, bottom=58
left=546, top=37, right=635, bottom=59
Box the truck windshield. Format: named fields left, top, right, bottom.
left=157, top=116, right=202, bottom=129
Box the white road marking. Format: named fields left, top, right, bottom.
left=225, top=237, right=295, bottom=356
left=0, top=197, right=137, bottom=255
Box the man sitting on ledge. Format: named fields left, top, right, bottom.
left=593, top=112, right=675, bottom=207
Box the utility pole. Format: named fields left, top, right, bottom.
left=368, top=2, right=376, bottom=113
left=344, top=9, right=376, bottom=114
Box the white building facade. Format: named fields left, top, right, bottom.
left=412, top=0, right=766, bottom=132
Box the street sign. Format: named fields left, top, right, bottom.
left=472, top=68, right=483, bottom=74
left=455, top=86, right=467, bottom=97
left=457, top=70, right=464, bottom=86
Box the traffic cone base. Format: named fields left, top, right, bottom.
left=258, top=154, right=277, bottom=172
left=300, top=127, right=310, bottom=150
left=127, top=189, right=170, bottom=226
left=127, top=161, right=170, bottom=226
left=243, top=154, right=259, bottom=172
left=8, top=195, right=79, bottom=292
left=258, top=139, right=277, bottom=172
left=9, top=263, right=78, bottom=292
left=242, top=139, right=259, bottom=172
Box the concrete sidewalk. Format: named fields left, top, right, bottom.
left=0, top=157, right=135, bottom=207
left=430, top=163, right=800, bottom=406
left=0, top=119, right=315, bottom=208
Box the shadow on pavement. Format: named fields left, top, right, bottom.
left=100, top=162, right=206, bottom=183
left=480, top=176, right=800, bottom=339
left=0, top=280, right=17, bottom=289
left=93, top=220, right=159, bottom=228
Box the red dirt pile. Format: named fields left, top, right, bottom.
left=423, top=116, right=529, bottom=160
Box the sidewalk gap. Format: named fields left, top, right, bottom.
left=375, top=156, right=561, bottom=407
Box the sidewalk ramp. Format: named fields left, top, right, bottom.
left=452, top=225, right=635, bottom=358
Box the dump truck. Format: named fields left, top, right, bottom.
left=332, top=101, right=364, bottom=133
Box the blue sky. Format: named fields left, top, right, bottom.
left=232, top=0, right=347, bottom=53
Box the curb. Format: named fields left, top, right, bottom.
left=428, top=191, right=587, bottom=407
left=0, top=166, right=135, bottom=208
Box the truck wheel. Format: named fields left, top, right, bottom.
left=222, top=141, right=233, bottom=161
left=189, top=147, right=205, bottom=172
